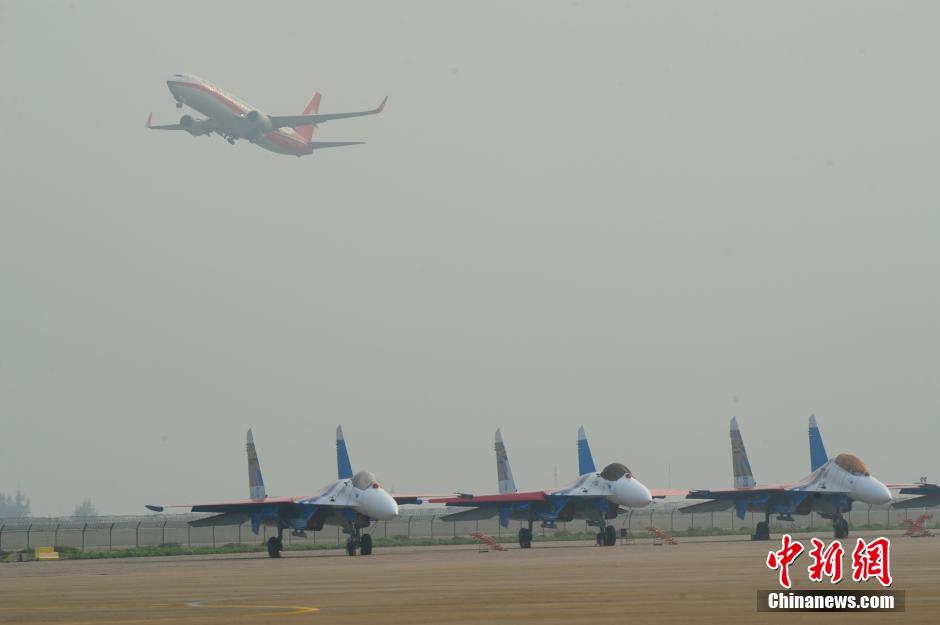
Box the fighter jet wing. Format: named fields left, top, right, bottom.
left=650, top=489, right=690, bottom=499
left=145, top=492, right=360, bottom=514
left=430, top=491, right=548, bottom=506
left=893, top=483, right=940, bottom=509
left=268, top=97, right=387, bottom=128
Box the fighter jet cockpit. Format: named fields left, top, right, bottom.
left=599, top=462, right=633, bottom=481
left=352, top=470, right=379, bottom=489
left=833, top=453, right=870, bottom=477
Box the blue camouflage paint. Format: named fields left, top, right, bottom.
left=808, top=415, right=829, bottom=472
left=336, top=426, right=354, bottom=479
left=577, top=426, right=597, bottom=476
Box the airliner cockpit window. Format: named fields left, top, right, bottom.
left=834, top=453, right=870, bottom=476
left=600, top=462, right=632, bottom=481
left=352, top=471, right=377, bottom=489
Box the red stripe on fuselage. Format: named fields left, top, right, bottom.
left=263, top=131, right=309, bottom=155
left=168, top=81, right=246, bottom=115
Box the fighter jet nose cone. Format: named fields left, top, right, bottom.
left=615, top=477, right=652, bottom=508
left=858, top=477, right=892, bottom=505
left=360, top=486, right=399, bottom=520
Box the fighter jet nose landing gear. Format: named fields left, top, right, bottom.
left=592, top=521, right=617, bottom=546
left=345, top=527, right=374, bottom=556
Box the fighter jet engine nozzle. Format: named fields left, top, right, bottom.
left=245, top=110, right=273, bottom=133
left=612, top=476, right=653, bottom=508
left=854, top=476, right=892, bottom=505
left=179, top=115, right=208, bottom=136
left=358, top=481, right=399, bottom=520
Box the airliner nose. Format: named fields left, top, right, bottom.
left=615, top=477, right=653, bottom=508
left=857, top=477, right=892, bottom=505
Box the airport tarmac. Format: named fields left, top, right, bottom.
left=2, top=532, right=937, bottom=624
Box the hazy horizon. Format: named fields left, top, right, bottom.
left=2, top=0, right=939, bottom=517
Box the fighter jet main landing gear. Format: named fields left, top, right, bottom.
left=518, top=523, right=533, bottom=549
left=267, top=528, right=284, bottom=558
left=833, top=515, right=849, bottom=539
left=752, top=512, right=771, bottom=541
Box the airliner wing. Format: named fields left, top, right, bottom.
left=268, top=97, right=387, bottom=128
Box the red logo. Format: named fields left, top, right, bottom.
left=766, top=534, right=804, bottom=589
left=766, top=535, right=893, bottom=588
left=807, top=537, right=845, bottom=584
left=851, top=537, right=893, bottom=587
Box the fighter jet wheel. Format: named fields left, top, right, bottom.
left=266, top=536, right=281, bottom=558
left=596, top=531, right=605, bottom=546
left=518, top=528, right=532, bottom=549
left=345, top=538, right=358, bottom=556
left=605, top=525, right=617, bottom=546
left=752, top=521, right=770, bottom=541
left=360, top=533, right=373, bottom=556
left=834, top=518, right=849, bottom=539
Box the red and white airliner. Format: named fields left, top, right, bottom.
left=147, top=73, right=386, bottom=157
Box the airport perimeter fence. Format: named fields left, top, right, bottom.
left=0, top=503, right=927, bottom=553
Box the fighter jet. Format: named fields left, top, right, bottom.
left=681, top=416, right=892, bottom=540
left=892, top=480, right=940, bottom=509
left=431, top=427, right=663, bottom=549
left=147, top=73, right=385, bottom=156
left=146, top=426, right=418, bottom=558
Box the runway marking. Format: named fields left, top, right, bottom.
left=187, top=599, right=320, bottom=617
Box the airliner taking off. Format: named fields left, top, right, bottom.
left=147, top=74, right=386, bottom=156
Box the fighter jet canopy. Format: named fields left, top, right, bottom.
left=600, top=462, right=632, bottom=481
left=352, top=470, right=378, bottom=489
left=833, top=453, right=870, bottom=477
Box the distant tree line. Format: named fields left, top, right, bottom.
left=0, top=490, right=31, bottom=518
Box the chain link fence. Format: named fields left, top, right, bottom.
left=0, top=502, right=924, bottom=553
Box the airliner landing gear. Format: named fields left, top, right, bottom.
left=833, top=515, right=849, bottom=539
left=267, top=529, right=284, bottom=558
left=518, top=521, right=533, bottom=549
left=752, top=512, right=771, bottom=541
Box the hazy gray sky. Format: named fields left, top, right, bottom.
left=2, top=1, right=939, bottom=516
